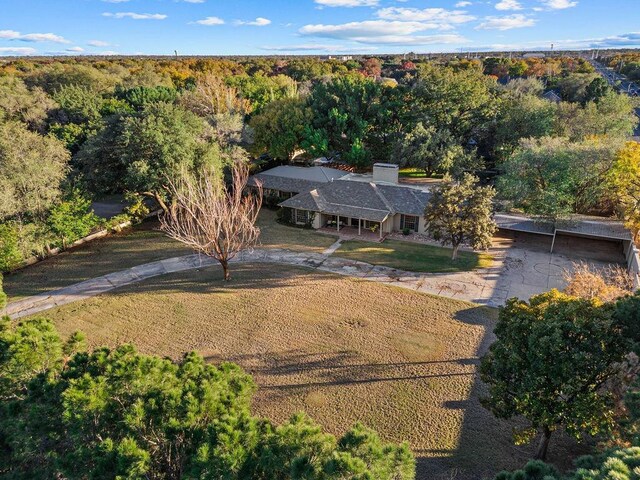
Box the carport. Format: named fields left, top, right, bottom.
left=494, top=213, right=633, bottom=264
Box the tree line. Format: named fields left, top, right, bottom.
left=0, top=54, right=638, bottom=295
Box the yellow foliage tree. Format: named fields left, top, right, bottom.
left=609, top=142, right=640, bottom=243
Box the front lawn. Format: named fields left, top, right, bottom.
left=336, top=239, right=493, bottom=273
left=3, top=209, right=334, bottom=301
left=257, top=208, right=335, bottom=252
left=34, top=263, right=581, bottom=479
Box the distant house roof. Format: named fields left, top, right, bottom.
left=280, top=180, right=431, bottom=222
left=495, top=213, right=632, bottom=241
left=249, top=166, right=347, bottom=194
left=542, top=90, right=562, bottom=103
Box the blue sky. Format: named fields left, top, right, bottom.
left=0, top=0, right=639, bottom=56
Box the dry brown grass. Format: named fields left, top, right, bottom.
left=35, top=263, right=583, bottom=479
left=3, top=210, right=334, bottom=301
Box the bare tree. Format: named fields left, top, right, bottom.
left=160, top=161, right=262, bottom=281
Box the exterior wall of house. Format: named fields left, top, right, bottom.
left=301, top=210, right=426, bottom=235
left=417, top=217, right=427, bottom=234
left=392, top=214, right=426, bottom=234
left=312, top=212, right=322, bottom=229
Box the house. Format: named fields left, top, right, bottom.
left=272, top=163, right=431, bottom=238
left=542, top=90, right=562, bottom=103
left=248, top=165, right=347, bottom=200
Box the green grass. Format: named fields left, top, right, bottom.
left=3, top=210, right=335, bottom=301
left=256, top=208, right=335, bottom=252
left=3, top=221, right=192, bottom=300
left=398, top=168, right=443, bottom=179
left=336, top=239, right=493, bottom=273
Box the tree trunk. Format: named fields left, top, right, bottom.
left=535, top=426, right=552, bottom=461
left=451, top=243, right=460, bottom=261
left=220, top=259, right=231, bottom=281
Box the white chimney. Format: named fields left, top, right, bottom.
left=372, top=163, right=399, bottom=184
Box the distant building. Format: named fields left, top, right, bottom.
left=542, top=90, right=562, bottom=103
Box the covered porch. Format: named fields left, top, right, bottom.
left=316, top=212, right=392, bottom=240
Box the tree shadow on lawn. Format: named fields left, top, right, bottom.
left=104, top=262, right=329, bottom=298
left=415, top=306, right=589, bottom=480
left=206, top=348, right=478, bottom=392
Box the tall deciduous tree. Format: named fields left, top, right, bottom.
left=0, top=76, right=56, bottom=133
left=412, top=64, right=497, bottom=143
left=250, top=97, right=312, bottom=161
left=480, top=290, right=628, bottom=461
left=180, top=72, right=251, bottom=117
left=160, top=160, right=262, bottom=281
left=608, top=142, right=640, bottom=242
left=498, top=137, right=619, bottom=219
left=0, top=121, right=69, bottom=220
left=77, top=103, right=219, bottom=210
left=306, top=75, right=396, bottom=166
left=493, top=93, right=556, bottom=161
left=395, top=123, right=480, bottom=178
left=554, top=90, right=637, bottom=141
left=424, top=174, right=496, bottom=260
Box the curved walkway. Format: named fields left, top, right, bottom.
left=2, top=248, right=510, bottom=320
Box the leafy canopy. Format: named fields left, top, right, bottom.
left=424, top=173, right=496, bottom=260
left=0, top=317, right=416, bottom=480
left=480, top=290, right=628, bottom=460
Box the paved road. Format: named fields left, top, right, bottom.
left=588, top=58, right=640, bottom=136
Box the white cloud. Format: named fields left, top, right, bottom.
left=261, top=43, right=377, bottom=53
left=102, top=12, right=167, bottom=20
left=193, top=16, right=225, bottom=25
left=495, top=0, right=523, bottom=10
left=301, top=20, right=439, bottom=38
left=88, top=40, right=110, bottom=47
left=234, top=17, right=271, bottom=26
left=476, top=14, right=535, bottom=30
left=356, top=34, right=467, bottom=45
left=0, top=46, right=37, bottom=55
left=0, top=30, right=70, bottom=43
left=299, top=21, right=467, bottom=45
left=455, top=1, right=472, bottom=6
left=540, top=0, right=578, bottom=9
left=66, top=46, right=84, bottom=52
left=375, top=7, right=475, bottom=25
left=314, top=0, right=379, bottom=6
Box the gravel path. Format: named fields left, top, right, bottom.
left=1, top=248, right=509, bottom=319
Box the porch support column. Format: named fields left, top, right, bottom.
left=379, top=220, right=383, bottom=239
left=550, top=229, right=557, bottom=253
left=337, top=215, right=340, bottom=232
left=358, top=218, right=361, bottom=236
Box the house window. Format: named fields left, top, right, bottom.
left=400, top=215, right=418, bottom=232
left=295, top=209, right=309, bottom=224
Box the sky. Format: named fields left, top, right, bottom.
left=0, top=0, right=639, bottom=56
